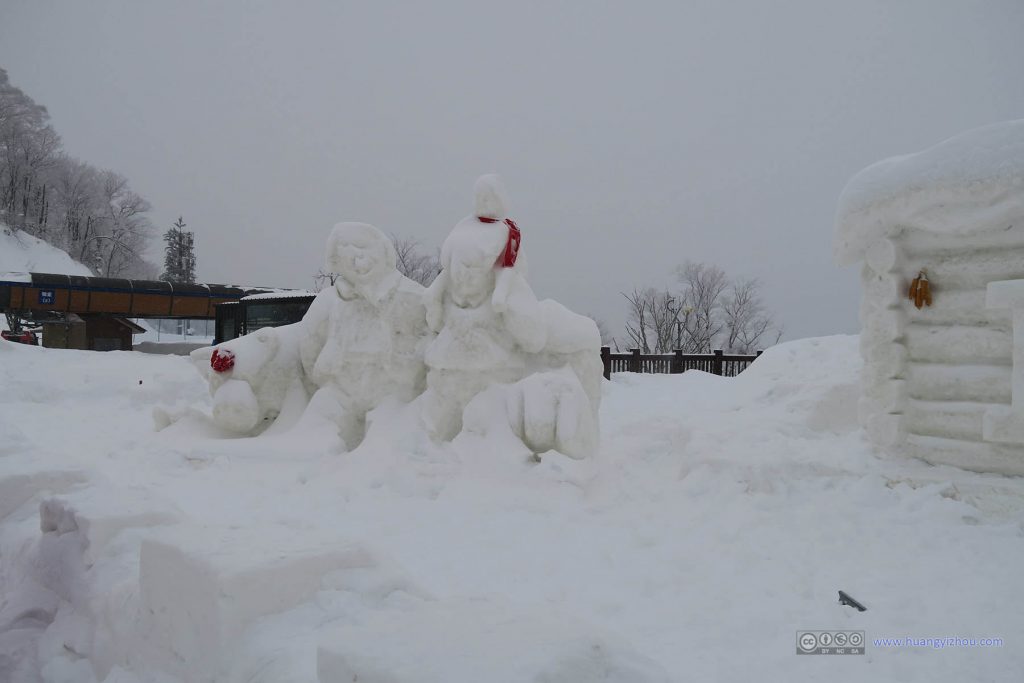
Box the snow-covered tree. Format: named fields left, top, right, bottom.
left=161, top=216, right=196, bottom=282
left=0, top=69, right=159, bottom=278
left=0, top=68, right=60, bottom=233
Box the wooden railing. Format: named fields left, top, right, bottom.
left=600, top=347, right=761, bottom=380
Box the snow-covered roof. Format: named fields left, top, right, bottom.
left=0, top=271, right=32, bottom=283
left=240, top=289, right=316, bottom=302
left=834, top=119, right=1024, bottom=266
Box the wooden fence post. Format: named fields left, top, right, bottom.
left=713, top=349, right=723, bottom=376
left=601, top=346, right=611, bottom=380
left=672, top=349, right=683, bottom=374
left=629, top=348, right=641, bottom=373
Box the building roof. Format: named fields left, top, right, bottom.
left=240, top=290, right=317, bottom=302
left=116, top=318, right=148, bottom=334
left=834, top=119, right=1024, bottom=266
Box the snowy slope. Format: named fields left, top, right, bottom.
left=2, top=336, right=1023, bottom=681
left=0, top=225, right=211, bottom=347
left=0, top=226, right=93, bottom=333
left=0, top=225, right=92, bottom=277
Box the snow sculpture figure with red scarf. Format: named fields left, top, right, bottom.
left=421, top=175, right=602, bottom=458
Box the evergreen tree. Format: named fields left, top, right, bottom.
left=161, top=216, right=196, bottom=282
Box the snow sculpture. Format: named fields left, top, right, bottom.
left=297, top=221, right=428, bottom=447
left=421, top=175, right=602, bottom=457
left=193, top=178, right=599, bottom=458
left=834, top=119, right=1024, bottom=475
left=203, top=324, right=307, bottom=434
left=198, top=222, right=427, bottom=448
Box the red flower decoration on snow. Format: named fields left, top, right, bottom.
left=210, top=348, right=235, bottom=373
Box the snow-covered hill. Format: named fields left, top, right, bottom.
left=0, top=225, right=92, bottom=277
left=0, top=226, right=93, bottom=333
left=0, top=226, right=206, bottom=347
left=1, top=336, right=1022, bottom=681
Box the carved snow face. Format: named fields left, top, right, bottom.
left=338, top=234, right=382, bottom=282
left=326, top=222, right=395, bottom=289
left=449, top=253, right=495, bottom=307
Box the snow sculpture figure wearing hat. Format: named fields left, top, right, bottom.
left=297, top=221, right=428, bottom=447
left=196, top=222, right=427, bottom=449
left=421, top=175, right=602, bottom=458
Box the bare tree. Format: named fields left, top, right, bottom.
left=96, top=170, right=152, bottom=276
left=312, top=268, right=339, bottom=292
left=391, top=235, right=441, bottom=287
left=722, top=277, right=782, bottom=353
left=623, top=287, right=654, bottom=353
left=0, top=69, right=60, bottom=230
left=622, top=262, right=780, bottom=355
left=676, top=261, right=728, bottom=353
left=623, top=287, right=689, bottom=354
left=51, top=157, right=98, bottom=254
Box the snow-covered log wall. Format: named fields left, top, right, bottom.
left=836, top=119, right=1024, bottom=475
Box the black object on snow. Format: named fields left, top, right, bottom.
left=838, top=590, right=867, bottom=612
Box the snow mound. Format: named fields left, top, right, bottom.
left=3, top=335, right=1024, bottom=682
left=316, top=597, right=671, bottom=683
left=138, top=526, right=376, bottom=679
left=40, top=485, right=181, bottom=566
left=834, top=119, right=1024, bottom=265
left=0, top=225, right=92, bottom=276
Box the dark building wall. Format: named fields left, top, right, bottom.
left=86, top=317, right=134, bottom=351
left=42, top=316, right=138, bottom=351
left=42, top=319, right=87, bottom=349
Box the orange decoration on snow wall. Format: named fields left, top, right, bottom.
left=909, top=270, right=932, bottom=309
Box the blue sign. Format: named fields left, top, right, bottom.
left=39, top=290, right=55, bottom=305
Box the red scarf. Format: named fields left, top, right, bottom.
left=477, top=216, right=521, bottom=267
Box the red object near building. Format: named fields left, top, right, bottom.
left=1, top=330, right=38, bottom=345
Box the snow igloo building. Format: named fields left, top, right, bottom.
left=835, top=120, right=1024, bottom=475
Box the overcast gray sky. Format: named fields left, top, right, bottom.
left=2, top=0, right=1022, bottom=342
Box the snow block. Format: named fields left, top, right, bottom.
left=139, top=526, right=375, bottom=680
left=39, top=486, right=181, bottom=567
left=316, top=598, right=671, bottom=683
left=0, top=469, right=87, bottom=521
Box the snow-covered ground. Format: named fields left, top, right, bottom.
left=131, top=319, right=214, bottom=347
left=1, top=335, right=1023, bottom=681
